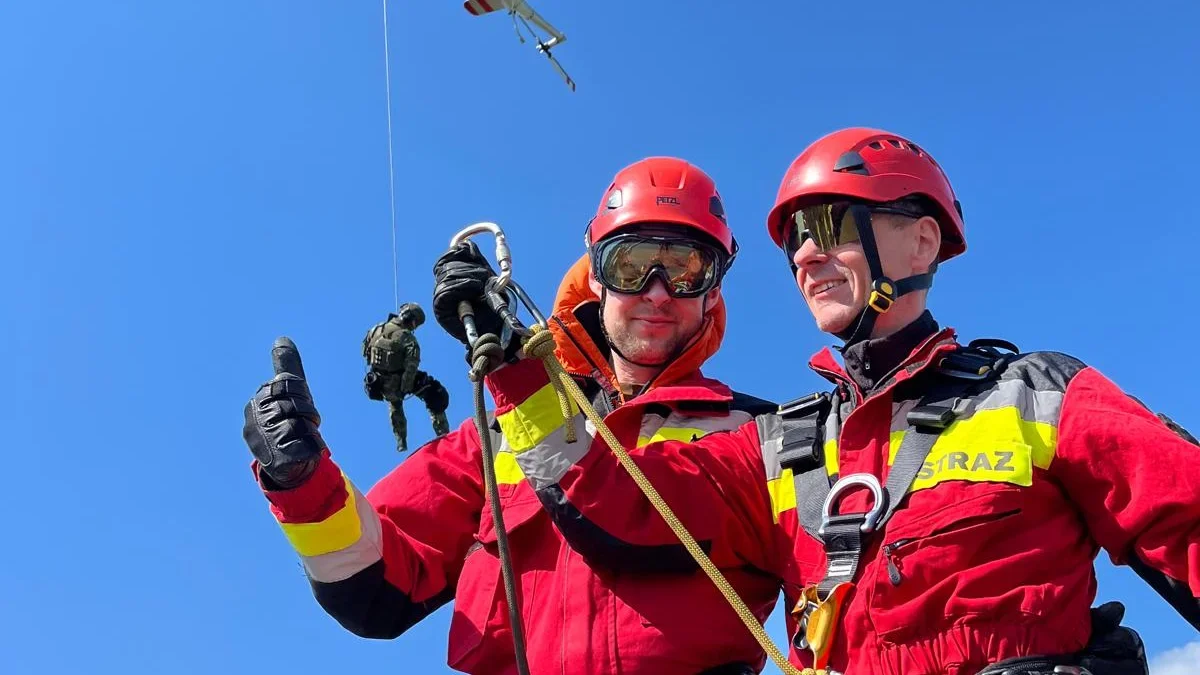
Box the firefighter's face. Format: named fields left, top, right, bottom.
left=588, top=273, right=718, bottom=367
left=791, top=212, right=939, bottom=336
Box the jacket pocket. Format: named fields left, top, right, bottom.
left=866, top=483, right=1034, bottom=642
left=447, top=490, right=544, bottom=671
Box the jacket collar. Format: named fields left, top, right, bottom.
left=809, top=321, right=960, bottom=402
left=840, top=310, right=940, bottom=394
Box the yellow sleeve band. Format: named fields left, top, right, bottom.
left=278, top=475, right=363, bottom=557
left=496, top=383, right=569, bottom=453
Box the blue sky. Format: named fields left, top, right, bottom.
left=3, top=0, right=1198, bottom=673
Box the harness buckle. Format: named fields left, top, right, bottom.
left=777, top=392, right=831, bottom=475
left=937, top=350, right=995, bottom=380
left=819, top=473, right=887, bottom=537
left=778, top=391, right=829, bottom=418
left=906, top=402, right=957, bottom=430
left=867, top=278, right=896, bottom=313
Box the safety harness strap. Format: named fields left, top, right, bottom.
left=772, top=392, right=833, bottom=542
left=800, top=397, right=948, bottom=598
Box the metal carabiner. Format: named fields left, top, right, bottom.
left=450, top=221, right=513, bottom=292
left=449, top=221, right=549, bottom=339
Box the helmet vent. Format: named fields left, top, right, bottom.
left=868, top=141, right=885, bottom=150
left=887, top=139, right=903, bottom=149
left=833, top=151, right=869, bottom=175
left=709, top=195, right=727, bottom=222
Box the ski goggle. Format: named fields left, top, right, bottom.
left=782, top=200, right=927, bottom=261
left=592, top=234, right=728, bottom=298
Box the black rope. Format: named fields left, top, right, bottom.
left=469, top=340, right=531, bottom=675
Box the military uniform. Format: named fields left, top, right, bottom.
left=362, top=303, right=450, bottom=452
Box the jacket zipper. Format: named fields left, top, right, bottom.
left=882, top=539, right=915, bottom=586
left=812, top=365, right=860, bottom=405
left=881, top=508, right=1023, bottom=586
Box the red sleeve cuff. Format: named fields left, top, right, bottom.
left=254, top=451, right=350, bottom=524
left=484, top=357, right=551, bottom=412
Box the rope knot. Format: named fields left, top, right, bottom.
left=468, top=333, right=506, bottom=382
left=523, top=325, right=557, bottom=360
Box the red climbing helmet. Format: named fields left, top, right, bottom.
left=766, top=127, right=966, bottom=263
left=587, top=156, right=736, bottom=255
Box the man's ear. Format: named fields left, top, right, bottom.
left=587, top=272, right=603, bottom=297
left=704, top=285, right=722, bottom=310
left=913, top=216, right=941, bottom=275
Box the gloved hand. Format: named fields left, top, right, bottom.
left=1079, top=601, right=1149, bottom=675
left=432, top=240, right=504, bottom=345
left=242, top=337, right=326, bottom=490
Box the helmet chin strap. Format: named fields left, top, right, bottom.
left=834, top=206, right=934, bottom=348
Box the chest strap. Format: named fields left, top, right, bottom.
left=785, top=339, right=1017, bottom=666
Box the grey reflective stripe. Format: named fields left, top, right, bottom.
left=512, top=413, right=593, bottom=490
left=756, top=413, right=785, bottom=481
left=959, top=378, right=1063, bottom=425
left=640, top=409, right=754, bottom=442
left=301, top=482, right=384, bottom=583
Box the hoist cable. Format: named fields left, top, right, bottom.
left=381, top=0, right=400, bottom=311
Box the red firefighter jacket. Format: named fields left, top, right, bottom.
left=556, top=315, right=1199, bottom=675
left=254, top=254, right=784, bottom=675
left=770, top=323, right=1200, bottom=674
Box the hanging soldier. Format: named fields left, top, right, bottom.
left=362, top=302, right=450, bottom=452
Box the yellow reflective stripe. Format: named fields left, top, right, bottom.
left=823, top=439, right=839, bottom=476
left=496, top=383, right=566, bottom=453
left=495, top=451, right=525, bottom=485
left=767, top=467, right=796, bottom=522
left=890, top=406, right=1057, bottom=492
left=888, top=430, right=905, bottom=464
left=278, top=474, right=363, bottom=557
left=912, top=444, right=1033, bottom=490
left=636, top=426, right=706, bottom=447
left=1026, top=421, right=1056, bottom=470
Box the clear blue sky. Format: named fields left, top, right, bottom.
left=3, top=1, right=1198, bottom=673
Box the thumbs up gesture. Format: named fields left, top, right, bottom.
left=242, top=337, right=326, bottom=489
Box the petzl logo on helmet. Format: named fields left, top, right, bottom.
left=656, top=195, right=680, bottom=206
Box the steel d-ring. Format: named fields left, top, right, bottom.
left=819, top=473, right=887, bottom=537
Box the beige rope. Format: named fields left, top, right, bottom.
left=521, top=326, right=804, bottom=675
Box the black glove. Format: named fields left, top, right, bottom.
left=242, top=337, right=326, bottom=490
left=432, top=241, right=504, bottom=345
left=1079, top=601, right=1149, bottom=675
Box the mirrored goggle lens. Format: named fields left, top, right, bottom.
left=597, top=238, right=721, bottom=296
left=783, top=202, right=861, bottom=259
